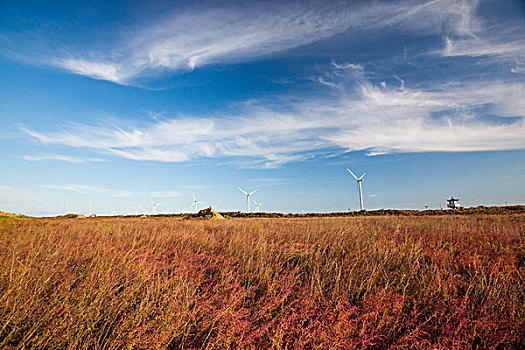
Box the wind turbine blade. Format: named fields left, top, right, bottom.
left=238, top=187, right=248, bottom=195
left=253, top=199, right=258, bottom=205
left=359, top=173, right=366, bottom=180
left=347, top=168, right=358, bottom=180
left=249, top=189, right=258, bottom=195
left=192, top=193, right=196, bottom=201
left=197, top=201, right=203, bottom=204
left=150, top=199, right=155, bottom=205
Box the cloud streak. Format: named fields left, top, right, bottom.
left=4, top=0, right=510, bottom=85
left=23, top=64, right=525, bottom=167
left=23, top=155, right=105, bottom=163
left=38, top=184, right=183, bottom=200
left=41, top=184, right=136, bottom=198
left=436, top=1, right=525, bottom=69
left=150, top=191, right=183, bottom=198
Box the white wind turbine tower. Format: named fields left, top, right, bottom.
left=191, top=193, right=203, bottom=213
left=253, top=199, right=263, bottom=212
left=88, top=201, right=92, bottom=216
left=238, top=187, right=257, bottom=212
left=150, top=199, right=162, bottom=215
left=347, top=168, right=366, bottom=211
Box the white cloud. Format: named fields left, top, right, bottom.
left=443, top=32, right=525, bottom=61
left=330, top=61, right=364, bottom=71
left=3, top=0, right=499, bottom=84
left=437, top=1, right=525, bottom=65
left=150, top=191, right=183, bottom=198
left=23, top=155, right=105, bottom=163
left=22, top=67, right=525, bottom=166
left=317, top=77, right=337, bottom=87
left=249, top=178, right=291, bottom=183
left=56, top=59, right=124, bottom=83
left=41, top=184, right=136, bottom=198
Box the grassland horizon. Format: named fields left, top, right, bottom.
left=1, top=214, right=524, bottom=349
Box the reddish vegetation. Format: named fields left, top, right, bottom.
left=0, top=215, right=524, bottom=349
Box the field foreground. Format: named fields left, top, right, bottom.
left=0, top=215, right=524, bottom=349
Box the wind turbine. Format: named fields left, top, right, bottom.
left=253, top=199, right=263, bottom=212
left=238, top=187, right=257, bottom=212
left=150, top=199, right=162, bottom=215
left=191, top=193, right=203, bottom=213
left=347, top=168, right=366, bottom=211
left=131, top=206, right=141, bottom=215
left=88, top=201, right=92, bottom=216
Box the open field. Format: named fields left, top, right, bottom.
left=0, top=215, right=524, bottom=349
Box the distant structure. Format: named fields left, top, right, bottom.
left=253, top=199, right=263, bottom=212
left=192, top=193, right=203, bottom=213
left=150, top=199, right=162, bottom=215
left=347, top=168, right=366, bottom=211
left=197, top=207, right=225, bottom=220
left=447, top=197, right=461, bottom=209
left=131, top=206, right=141, bottom=215
left=238, top=187, right=257, bottom=212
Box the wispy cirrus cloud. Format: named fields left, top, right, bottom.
left=41, top=184, right=136, bottom=198
left=150, top=191, right=183, bottom=198
left=38, top=184, right=183, bottom=200
left=2, top=0, right=503, bottom=85
left=442, top=27, right=525, bottom=74
left=436, top=0, right=525, bottom=71
left=56, top=59, right=123, bottom=83
left=23, top=154, right=105, bottom=163
left=22, top=61, right=525, bottom=167
left=248, top=178, right=292, bottom=187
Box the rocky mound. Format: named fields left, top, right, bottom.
left=196, top=207, right=226, bottom=220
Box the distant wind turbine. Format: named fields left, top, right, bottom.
left=89, top=201, right=92, bottom=216
left=191, top=193, right=203, bottom=213
left=238, top=187, right=257, bottom=212
left=253, top=199, right=263, bottom=212
left=131, top=206, right=141, bottom=215
left=150, top=199, right=162, bottom=215
left=347, top=168, right=366, bottom=211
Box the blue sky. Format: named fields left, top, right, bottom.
left=1, top=0, right=524, bottom=216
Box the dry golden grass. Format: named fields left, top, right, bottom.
left=0, top=212, right=24, bottom=218
left=0, top=215, right=524, bottom=349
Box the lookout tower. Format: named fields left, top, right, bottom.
left=447, top=197, right=461, bottom=209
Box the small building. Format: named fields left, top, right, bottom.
left=447, top=197, right=461, bottom=209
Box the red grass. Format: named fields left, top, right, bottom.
left=0, top=215, right=524, bottom=349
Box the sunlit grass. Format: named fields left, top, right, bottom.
left=1, top=215, right=524, bottom=348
